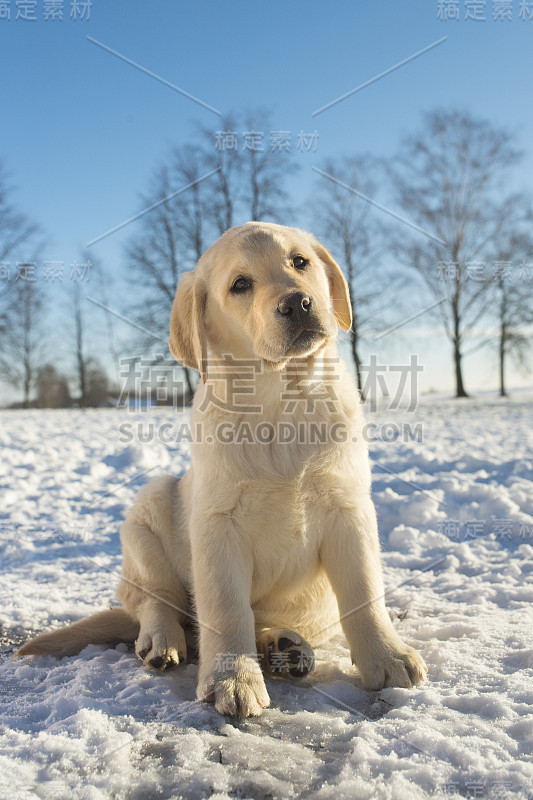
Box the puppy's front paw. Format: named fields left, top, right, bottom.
left=198, top=655, right=270, bottom=717
left=136, top=624, right=187, bottom=670
left=355, top=639, right=428, bottom=690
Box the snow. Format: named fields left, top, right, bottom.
left=1, top=398, right=532, bottom=799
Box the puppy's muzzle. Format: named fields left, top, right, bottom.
left=277, top=292, right=312, bottom=327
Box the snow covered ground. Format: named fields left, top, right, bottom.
left=1, top=396, right=532, bottom=799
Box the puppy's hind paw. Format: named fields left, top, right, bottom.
left=258, top=627, right=315, bottom=679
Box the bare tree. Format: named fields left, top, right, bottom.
left=59, top=256, right=94, bottom=408
left=196, top=113, right=242, bottom=235
left=58, top=253, right=116, bottom=407
left=0, top=162, right=39, bottom=269
left=388, top=109, right=523, bottom=397
left=489, top=228, right=533, bottom=396
left=72, top=269, right=87, bottom=407
left=311, top=156, right=391, bottom=395
left=125, top=160, right=198, bottom=399
left=93, top=255, right=120, bottom=391
left=196, top=109, right=297, bottom=228
left=0, top=270, right=45, bottom=407
left=241, top=108, right=297, bottom=222
left=170, top=143, right=209, bottom=261
left=0, top=164, right=43, bottom=405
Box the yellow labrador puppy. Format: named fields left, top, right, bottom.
left=17, top=222, right=427, bottom=716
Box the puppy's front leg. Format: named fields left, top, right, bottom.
left=191, top=510, right=270, bottom=717
left=320, top=499, right=427, bottom=690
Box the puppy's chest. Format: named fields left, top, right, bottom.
left=236, top=478, right=325, bottom=595
left=210, top=415, right=352, bottom=484
left=195, top=375, right=358, bottom=483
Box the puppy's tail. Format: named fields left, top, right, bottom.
left=15, top=608, right=140, bottom=659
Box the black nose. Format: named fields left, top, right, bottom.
left=277, top=292, right=312, bottom=323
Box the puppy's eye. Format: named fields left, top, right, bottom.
left=230, top=276, right=252, bottom=293
left=292, top=256, right=308, bottom=270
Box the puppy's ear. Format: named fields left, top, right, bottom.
left=169, top=271, right=208, bottom=382
left=311, top=239, right=353, bottom=332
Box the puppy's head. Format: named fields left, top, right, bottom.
left=169, top=222, right=352, bottom=379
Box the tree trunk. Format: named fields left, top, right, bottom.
left=77, top=348, right=86, bottom=408
left=74, top=283, right=86, bottom=407
left=453, top=341, right=469, bottom=398
left=499, top=343, right=506, bottom=397
left=23, top=288, right=32, bottom=408
left=452, top=291, right=468, bottom=398
left=351, top=330, right=364, bottom=399
left=498, top=279, right=507, bottom=398
left=183, top=366, right=195, bottom=401
left=250, top=148, right=260, bottom=221
left=346, top=281, right=364, bottom=398
left=23, top=364, right=31, bottom=409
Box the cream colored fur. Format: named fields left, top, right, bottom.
left=16, top=222, right=427, bottom=717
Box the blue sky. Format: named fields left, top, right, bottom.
left=1, top=0, right=533, bottom=396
